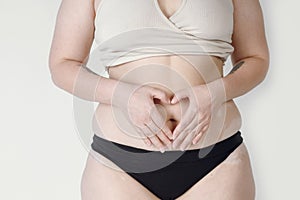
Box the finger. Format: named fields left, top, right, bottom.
left=179, top=123, right=203, bottom=150
left=179, top=131, right=195, bottom=151
left=149, top=104, right=173, bottom=140
left=156, top=128, right=172, bottom=147
left=179, top=130, right=196, bottom=151
left=160, top=124, right=173, bottom=141
left=148, top=134, right=166, bottom=153
left=143, top=137, right=152, bottom=146
left=173, top=107, right=197, bottom=140
left=150, top=115, right=173, bottom=144
left=192, top=124, right=209, bottom=145
left=147, top=123, right=171, bottom=148
left=202, top=123, right=209, bottom=133
left=144, top=124, right=166, bottom=152
left=173, top=113, right=204, bottom=149
left=151, top=88, right=170, bottom=104
left=134, top=126, right=153, bottom=146
left=170, top=89, right=188, bottom=104
left=192, top=131, right=204, bottom=145
left=140, top=122, right=156, bottom=138
left=172, top=116, right=198, bottom=149
left=152, top=115, right=173, bottom=140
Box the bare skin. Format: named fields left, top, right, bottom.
left=93, top=54, right=243, bottom=151
left=49, top=0, right=269, bottom=199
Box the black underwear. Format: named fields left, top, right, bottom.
left=91, top=131, right=243, bottom=200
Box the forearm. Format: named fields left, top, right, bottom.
left=49, top=60, right=135, bottom=106
left=208, top=56, right=269, bottom=105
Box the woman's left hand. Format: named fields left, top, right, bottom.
left=170, top=83, right=223, bottom=151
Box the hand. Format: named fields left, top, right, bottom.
left=170, top=83, right=223, bottom=151
left=112, top=83, right=173, bottom=152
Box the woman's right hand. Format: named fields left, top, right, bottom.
left=112, top=82, right=173, bottom=152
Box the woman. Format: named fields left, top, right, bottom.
left=49, top=0, right=269, bottom=199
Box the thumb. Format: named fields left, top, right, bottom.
left=171, top=89, right=188, bottom=104
left=151, top=88, right=170, bottom=104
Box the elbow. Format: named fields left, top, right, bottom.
left=48, top=57, right=60, bottom=87
left=48, top=57, right=71, bottom=91
left=49, top=64, right=59, bottom=86
left=260, top=45, right=270, bottom=81
left=240, top=50, right=270, bottom=85
left=50, top=72, right=61, bottom=89
left=48, top=63, right=65, bottom=90
left=256, top=55, right=270, bottom=85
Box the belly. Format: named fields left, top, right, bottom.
left=92, top=55, right=242, bottom=150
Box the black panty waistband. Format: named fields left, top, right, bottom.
left=91, top=131, right=243, bottom=173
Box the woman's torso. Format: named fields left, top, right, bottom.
left=92, top=0, right=242, bottom=151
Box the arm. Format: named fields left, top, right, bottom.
left=48, top=0, right=131, bottom=106
left=170, top=0, right=269, bottom=148
left=209, top=0, right=270, bottom=104
left=48, top=0, right=173, bottom=148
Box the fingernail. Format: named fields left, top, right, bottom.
left=160, top=147, right=165, bottom=153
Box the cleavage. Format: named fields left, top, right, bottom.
left=156, top=0, right=184, bottom=19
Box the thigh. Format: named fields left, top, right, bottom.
left=81, top=149, right=160, bottom=200
left=176, top=143, right=256, bottom=200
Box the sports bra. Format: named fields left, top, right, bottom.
left=88, top=0, right=234, bottom=75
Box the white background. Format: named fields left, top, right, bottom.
left=0, top=0, right=299, bottom=199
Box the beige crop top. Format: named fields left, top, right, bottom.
left=88, top=0, right=235, bottom=74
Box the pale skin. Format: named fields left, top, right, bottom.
left=49, top=0, right=269, bottom=199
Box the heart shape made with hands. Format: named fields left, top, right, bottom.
left=149, top=86, right=212, bottom=151
left=152, top=92, right=188, bottom=132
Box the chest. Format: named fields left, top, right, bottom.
left=94, top=0, right=234, bottom=43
